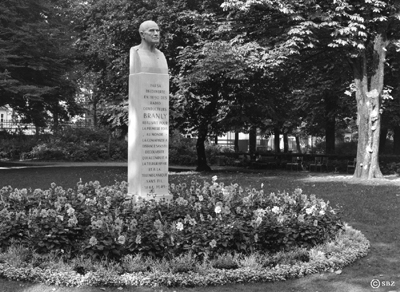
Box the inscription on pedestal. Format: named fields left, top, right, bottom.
left=128, top=73, right=170, bottom=200
left=140, top=82, right=169, bottom=193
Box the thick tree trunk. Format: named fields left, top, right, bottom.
left=234, top=131, right=239, bottom=152
left=93, top=100, right=97, bottom=127
left=325, top=95, right=337, bottom=155
left=249, top=126, right=257, bottom=160
left=274, top=128, right=280, bottom=153
left=283, top=133, right=289, bottom=153
left=325, top=119, right=335, bottom=154
left=295, top=136, right=302, bottom=153
left=196, top=126, right=211, bottom=171
left=394, top=126, right=400, bottom=155
left=353, top=33, right=387, bottom=179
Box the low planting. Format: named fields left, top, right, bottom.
left=0, top=177, right=369, bottom=287
left=25, top=128, right=127, bottom=161
left=0, top=225, right=369, bottom=287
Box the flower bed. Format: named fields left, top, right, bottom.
left=0, top=177, right=369, bottom=287
left=0, top=225, right=369, bottom=287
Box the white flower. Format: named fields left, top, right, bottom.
left=214, top=205, right=222, bottom=214
left=305, top=207, right=313, bottom=215
left=89, top=236, right=98, bottom=246
left=209, top=239, right=217, bottom=248
left=67, top=207, right=75, bottom=216
left=271, top=206, right=280, bottom=214
left=176, top=222, right=184, bottom=231
left=212, top=175, right=218, bottom=182
left=319, top=210, right=325, bottom=216
left=294, top=188, right=302, bottom=195
left=117, top=235, right=126, bottom=245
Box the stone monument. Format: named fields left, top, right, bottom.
left=128, top=20, right=172, bottom=201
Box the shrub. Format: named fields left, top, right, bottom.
left=168, top=131, right=197, bottom=165
left=24, top=127, right=127, bottom=161
left=0, top=178, right=343, bottom=262
left=168, top=130, right=235, bottom=166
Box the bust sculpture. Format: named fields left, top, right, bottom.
left=128, top=20, right=170, bottom=201
left=130, top=20, right=168, bottom=74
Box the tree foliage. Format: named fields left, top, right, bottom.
left=223, top=0, right=400, bottom=179
left=0, top=0, right=80, bottom=127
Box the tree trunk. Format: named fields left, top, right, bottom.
left=234, top=131, right=239, bottom=152
left=92, top=90, right=98, bottom=127
left=274, top=128, right=280, bottom=153
left=249, top=126, right=257, bottom=159
left=325, top=119, right=335, bottom=154
left=353, top=33, right=387, bottom=179
left=295, top=136, right=302, bottom=153
left=394, top=126, right=400, bottom=155
left=283, top=133, right=289, bottom=153
left=325, top=93, right=337, bottom=154
left=53, top=109, right=59, bottom=136
left=196, top=126, right=211, bottom=171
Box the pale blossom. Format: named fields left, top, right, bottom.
left=89, top=236, right=98, bottom=246
left=66, top=207, right=75, bottom=216
left=176, top=222, right=184, bottom=231
left=271, top=206, right=280, bottom=214
left=214, top=206, right=222, bottom=214
left=294, top=188, right=302, bottom=195
left=305, top=207, right=313, bottom=215
left=117, top=235, right=126, bottom=245
left=222, top=188, right=230, bottom=196
left=135, top=234, right=142, bottom=244
left=209, top=239, right=217, bottom=248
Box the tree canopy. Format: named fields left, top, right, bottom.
left=0, top=0, right=80, bottom=127
left=223, top=0, right=400, bottom=178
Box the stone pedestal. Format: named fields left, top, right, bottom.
left=128, top=46, right=172, bottom=201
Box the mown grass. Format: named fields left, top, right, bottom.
left=0, top=163, right=399, bottom=292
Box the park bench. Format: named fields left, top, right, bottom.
left=252, top=155, right=278, bottom=169
left=286, top=156, right=303, bottom=171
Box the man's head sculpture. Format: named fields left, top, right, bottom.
left=138, top=20, right=160, bottom=50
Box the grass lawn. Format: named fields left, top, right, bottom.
left=0, top=163, right=399, bottom=292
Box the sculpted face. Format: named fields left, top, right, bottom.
left=139, top=21, right=160, bottom=46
